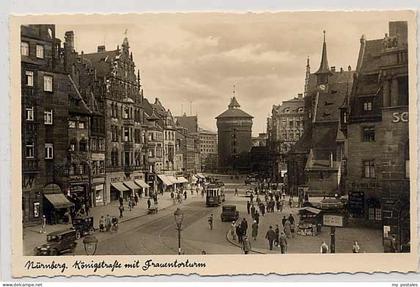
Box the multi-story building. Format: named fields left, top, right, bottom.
left=267, top=95, right=304, bottom=180
left=83, top=37, right=146, bottom=202
left=343, top=22, right=409, bottom=250
left=287, top=32, right=354, bottom=197
left=252, top=133, right=268, bottom=147
left=216, top=96, right=253, bottom=172
left=199, top=128, right=218, bottom=172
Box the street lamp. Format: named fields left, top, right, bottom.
left=83, top=235, right=98, bottom=255
left=173, top=208, right=184, bottom=255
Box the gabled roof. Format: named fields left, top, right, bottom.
left=175, top=114, right=198, bottom=133
left=67, top=75, right=92, bottom=115
left=216, top=108, right=253, bottom=119
left=83, top=50, right=119, bottom=77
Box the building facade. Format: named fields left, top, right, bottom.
left=199, top=129, right=218, bottom=172
left=344, top=22, right=409, bottom=250
left=216, top=97, right=253, bottom=172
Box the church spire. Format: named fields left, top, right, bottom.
left=315, top=31, right=333, bottom=86
left=304, top=56, right=311, bottom=96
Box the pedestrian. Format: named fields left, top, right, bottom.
left=282, top=216, right=287, bottom=227
left=289, top=196, right=293, bottom=208
left=352, top=241, right=360, bottom=253
left=261, top=203, right=266, bottom=216
left=240, top=218, right=248, bottom=235
left=119, top=196, right=124, bottom=206
left=288, top=214, right=295, bottom=225
left=236, top=224, right=243, bottom=244
left=265, top=226, right=277, bottom=250
left=134, top=193, right=139, bottom=206
left=320, top=241, right=329, bottom=253
left=254, top=211, right=260, bottom=225
left=290, top=221, right=296, bottom=238
left=105, top=214, right=111, bottom=232
left=119, top=204, right=124, bottom=218
left=250, top=192, right=254, bottom=202
left=234, top=188, right=238, bottom=196
left=250, top=204, right=256, bottom=218
left=242, top=235, right=252, bottom=254
left=276, top=200, right=280, bottom=212
left=251, top=220, right=258, bottom=241
left=284, top=219, right=292, bottom=238
left=147, top=198, right=151, bottom=209
left=246, top=201, right=251, bottom=215
left=99, top=216, right=105, bottom=232
left=230, top=221, right=237, bottom=241
left=184, top=190, right=187, bottom=200
left=128, top=198, right=133, bottom=211
left=279, top=232, right=288, bottom=254
left=279, top=200, right=284, bottom=212
left=274, top=224, right=280, bottom=247
left=39, top=215, right=47, bottom=233
left=390, top=235, right=398, bottom=252
left=208, top=214, right=214, bottom=230
left=282, top=190, right=286, bottom=200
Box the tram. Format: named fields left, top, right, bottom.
left=205, top=184, right=225, bottom=207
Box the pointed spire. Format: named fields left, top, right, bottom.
left=315, top=30, right=332, bottom=76
left=228, top=97, right=240, bottom=109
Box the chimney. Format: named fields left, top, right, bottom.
left=330, top=66, right=336, bottom=72
left=330, top=152, right=334, bottom=168
left=64, top=31, right=75, bottom=51
left=297, top=93, right=303, bottom=99
left=97, top=45, right=106, bottom=52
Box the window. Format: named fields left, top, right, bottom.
left=363, top=160, right=375, bottom=178
left=25, top=71, right=33, bottom=86
left=25, top=141, right=34, bottom=158
left=68, top=120, right=76, bottom=128
left=21, top=42, right=29, bottom=56
left=363, top=101, right=373, bottom=111
left=44, top=110, right=53, bottom=125
left=79, top=139, right=88, bottom=152
left=36, top=45, right=44, bottom=59
left=78, top=121, right=85, bottom=129
left=45, top=143, right=53, bottom=159
left=124, top=127, right=130, bottom=142
left=368, top=208, right=382, bottom=221
left=43, top=75, right=53, bottom=92
left=362, top=127, right=375, bottom=142
left=25, top=107, right=34, bottom=121
left=123, top=106, right=129, bottom=119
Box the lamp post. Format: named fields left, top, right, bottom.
left=83, top=234, right=98, bottom=255
left=173, top=208, right=184, bottom=255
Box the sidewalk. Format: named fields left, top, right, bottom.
left=226, top=197, right=383, bottom=254
left=23, top=192, right=177, bottom=255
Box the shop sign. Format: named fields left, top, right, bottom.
left=392, top=112, right=408, bottom=123
left=323, top=214, right=343, bottom=227
left=33, top=202, right=40, bottom=218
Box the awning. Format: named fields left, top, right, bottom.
left=44, top=193, right=74, bottom=209
left=124, top=181, right=140, bottom=190
left=177, top=176, right=188, bottom=184
left=196, top=173, right=205, bottom=179
left=158, top=174, right=173, bottom=186
left=191, top=175, right=198, bottom=183
left=298, top=207, right=322, bottom=214
left=111, top=182, right=129, bottom=192
left=134, top=179, right=150, bottom=189
left=166, top=175, right=179, bottom=184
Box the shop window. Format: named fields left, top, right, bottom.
left=25, top=71, right=33, bottom=87
left=363, top=160, right=375, bottom=178
left=44, top=110, right=53, bottom=125
left=362, top=127, right=375, bottom=142
left=68, top=120, right=76, bottom=128
left=21, top=42, right=29, bottom=56
left=43, top=75, right=53, bottom=92
left=36, top=45, right=44, bottom=59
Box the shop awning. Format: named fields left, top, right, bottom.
left=44, top=193, right=74, bottom=209
left=166, top=175, right=179, bottom=184
left=158, top=174, right=173, bottom=186
left=196, top=173, right=205, bottom=179
left=111, top=182, right=129, bottom=192
left=134, top=179, right=150, bottom=189
left=191, top=175, right=198, bottom=183
left=298, top=207, right=322, bottom=214
left=177, top=176, right=188, bottom=183
left=124, top=181, right=140, bottom=190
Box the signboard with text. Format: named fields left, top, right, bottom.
left=323, top=214, right=344, bottom=227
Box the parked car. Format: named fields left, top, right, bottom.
left=221, top=205, right=239, bottom=222
left=72, top=216, right=95, bottom=239
left=34, top=229, right=77, bottom=256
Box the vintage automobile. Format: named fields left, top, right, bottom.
left=34, top=229, right=77, bottom=256
left=72, top=216, right=95, bottom=239
left=220, top=205, right=239, bottom=222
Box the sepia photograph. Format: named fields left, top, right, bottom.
left=10, top=11, right=418, bottom=276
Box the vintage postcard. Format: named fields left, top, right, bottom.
left=9, top=11, right=418, bottom=277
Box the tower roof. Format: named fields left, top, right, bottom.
left=228, top=96, right=241, bottom=109
left=315, top=31, right=333, bottom=76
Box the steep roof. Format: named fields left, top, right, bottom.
left=175, top=114, right=198, bottom=133
left=67, top=75, right=92, bottom=115
left=83, top=50, right=119, bottom=77
left=216, top=108, right=253, bottom=119
left=315, top=32, right=333, bottom=76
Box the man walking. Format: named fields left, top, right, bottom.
left=242, top=235, right=252, bottom=254
left=250, top=204, right=256, bottom=219
left=236, top=224, right=243, bottom=244
left=240, top=218, right=248, bottom=236
left=119, top=204, right=124, bottom=218
left=246, top=201, right=251, bottom=215
left=282, top=216, right=287, bottom=227
left=39, top=215, right=47, bottom=234
left=265, top=226, right=276, bottom=251
left=147, top=198, right=151, bottom=209
left=251, top=220, right=258, bottom=241
left=254, top=211, right=260, bottom=224
left=274, top=224, right=280, bottom=247
left=279, top=232, right=288, bottom=254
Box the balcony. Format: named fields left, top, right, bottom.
left=124, top=165, right=134, bottom=173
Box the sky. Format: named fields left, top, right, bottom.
left=55, top=12, right=406, bottom=135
